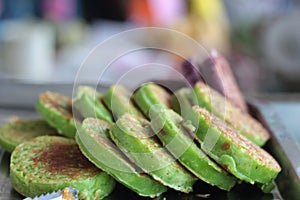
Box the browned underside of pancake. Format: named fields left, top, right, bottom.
left=33, top=142, right=98, bottom=175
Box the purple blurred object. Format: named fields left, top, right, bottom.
left=199, top=50, right=248, bottom=113
left=42, top=0, right=77, bottom=22
left=181, top=59, right=203, bottom=86
left=148, top=0, right=186, bottom=26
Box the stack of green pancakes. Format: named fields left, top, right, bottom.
left=0, top=83, right=281, bottom=199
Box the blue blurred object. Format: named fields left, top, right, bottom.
left=0, top=0, right=81, bottom=20
left=1, top=0, right=36, bottom=19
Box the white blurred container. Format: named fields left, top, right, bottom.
left=0, top=21, right=55, bottom=81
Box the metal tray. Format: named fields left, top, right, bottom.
left=0, top=81, right=299, bottom=200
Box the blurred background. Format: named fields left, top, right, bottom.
left=0, top=0, right=299, bottom=94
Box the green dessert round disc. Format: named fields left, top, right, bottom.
left=10, top=136, right=115, bottom=199
left=0, top=117, right=57, bottom=153
left=187, top=106, right=281, bottom=192
left=36, top=92, right=77, bottom=138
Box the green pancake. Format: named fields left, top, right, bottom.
left=191, top=82, right=270, bottom=146
left=36, top=92, right=77, bottom=138
left=103, top=85, right=143, bottom=120
left=74, top=86, right=113, bottom=122
left=149, top=105, right=236, bottom=191
left=76, top=118, right=167, bottom=197
left=133, top=82, right=170, bottom=115
left=186, top=106, right=281, bottom=192
left=110, top=114, right=197, bottom=193
left=10, top=136, right=115, bottom=199
left=0, top=117, right=57, bottom=153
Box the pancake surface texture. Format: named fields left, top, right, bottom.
left=10, top=136, right=115, bottom=199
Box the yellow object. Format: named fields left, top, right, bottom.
left=62, top=187, right=75, bottom=200
left=174, top=0, right=230, bottom=54
left=191, top=0, right=224, bottom=20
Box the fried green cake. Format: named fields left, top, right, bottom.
left=133, top=84, right=237, bottom=190
left=76, top=118, right=167, bottom=197
left=0, top=117, right=57, bottom=152
left=186, top=106, right=281, bottom=192
left=36, top=92, right=77, bottom=138
left=10, top=136, right=115, bottom=199
left=148, top=105, right=237, bottom=191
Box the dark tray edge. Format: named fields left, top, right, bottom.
left=249, top=100, right=300, bottom=200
